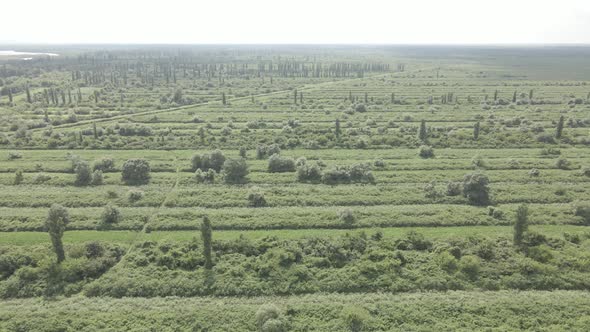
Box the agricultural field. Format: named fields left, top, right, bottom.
left=1, top=45, right=590, bottom=331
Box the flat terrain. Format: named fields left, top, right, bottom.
left=0, top=45, right=589, bottom=330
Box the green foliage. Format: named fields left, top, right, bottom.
left=338, top=208, right=356, bottom=226
left=74, top=160, right=92, bottom=186
left=46, top=204, right=69, bottom=263
left=418, top=145, right=434, bottom=158
left=514, top=204, right=529, bottom=246
left=90, top=170, right=103, bottom=186
left=462, top=172, right=490, bottom=206
left=13, top=169, right=23, bottom=185
left=101, top=205, right=121, bottom=225
left=201, top=215, right=213, bottom=269
left=121, top=159, right=151, bottom=185
left=194, top=169, right=216, bottom=184
left=341, top=305, right=370, bottom=332
left=248, top=187, right=268, bottom=207
left=222, top=158, right=249, bottom=184
left=268, top=154, right=296, bottom=173
left=92, top=157, right=115, bottom=172
left=191, top=150, right=226, bottom=172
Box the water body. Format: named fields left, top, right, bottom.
left=0, top=50, right=59, bottom=59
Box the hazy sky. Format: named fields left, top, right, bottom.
left=3, top=0, right=590, bottom=44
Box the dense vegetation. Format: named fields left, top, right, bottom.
left=1, top=45, right=590, bottom=330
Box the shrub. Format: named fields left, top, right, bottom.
left=529, top=168, right=540, bottom=177
left=194, top=169, right=216, bottom=184
left=222, top=158, right=249, bottom=184
left=462, top=172, right=490, bottom=206
left=268, top=154, right=296, bottom=173
left=92, top=157, right=115, bottom=172
left=446, top=181, right=462, bottom=196
left=33, top=173, right=52, bottom=184
left=7, top=151, right=22, bottom=160
left=91, top=170, right=104, bottom=186
left=121, top=159, right=151, bottom=185
left=438, top=251, right=458, bottom=273
left=256, top=144, right=281, bottom=159
left=471, top=154, right=486, bottom=169
left=247, top=187, right=267, bottom=207
left=373, top=159, right=385, bottom=168
left=555, top=158, right=571, bottom=170
left=101, top=204, right=121, bottom=224
left=424, top=181, right=440, bottom=199
left=418, top=145, right=434, bottom=158
left=573, top=202, right=590, bottom=224
left=74, top=160, right=92, bottom=186
left=322, top=164, right=374, bottom=185
left=354, top=103, right=367, bottom=113
left=459, top=255, right=480, bottom=280
left=256, top=304, right=282, bottom=331
left=338, top=209, right=356, bottom=226
left=341, top=305, right=370, bottom=332
left=580, top=166, right=590, bottom=177
left=297, top=163, right=322, bottom=183
left=239, top=147, right=247, bottom=158
left=127, top=189, right=144, bottom=203
left=14, top=169, right=23, bottom=185
left=191, top=150, right=226, bottom=172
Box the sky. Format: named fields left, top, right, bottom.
left=3, top=0, right=590, bottom=44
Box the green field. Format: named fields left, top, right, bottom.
left=1, top=45, right=590, bottom=330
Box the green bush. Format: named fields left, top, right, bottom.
left=418, top=145, right=434, bottom=158
left=462, top=172, right=490, bottom=206
left=341, top=305, right=370, bottom=332
left=268, top=154, right=295, bottom=173
left=101, top=205, right=122, bottom=225
left=222, top=158, right=249, bottom=184
left=121, top=159, right=151, bottom=185
left=191, top=150, right=226, bottom=172
left=248, top=187, right=267, bottom=207
left=74, top=160, right=92, bottom=186
left=90, top=170, right=103, bottom=186
left=92, top=157, right=115, bottom=172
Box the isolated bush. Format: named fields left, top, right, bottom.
left=555, top=158, right=571, bottom=170
left=74, top=160, right=92, bottom=186
left=256, top=304, right=282, bottom=331
left=194, top=169, right=216, bottom=184
left=127, top=189, right=144, bottom=203
left=7, top=151, right=22, bottom=160
left=580, top=166, right=590, bottom=177
left=247, top=187, right=267, bottom=207
left=341, top=305, right=370, bottom=332
left=90, top=170, right=104, bottom=185
left=471, top=154, right=486, bottom=169
left=338, top=209, right=356, bottom=226
left=121, top=159, right=151, bottom=185
left=33, top=173, right=52, bottom=184
left=437, top=251, right=458, bottom=273
left=424, top=181, right=440, bottom=199
left=268, top=154, right=295, bottom=173
left=222, top=158, right=249, bottom=184
left=573, top=202, right=590, bottom=224
left=418, top=145, right=434, bottom=158
left=92, top=157, right=115, bottom=172
left=354, top=103, right=367, bottom=113
left=462, top=172, right=490, bottom=206
left=191, top=150, right=226, bottom=172
left=101, top=204, right=121, bottom=224
left=239, top=147, right=247, bottom=158
left=14, top=169, right=23, bottom=185
left=529, top=168, right=540, bottom=177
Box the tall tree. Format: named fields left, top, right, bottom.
left=46, top=204, right=69, bottom=263
left=513, top=204, right=528, bottom=247
left=419, top=120, right=427, bottom=141
left=556, top=115, right=564, bottom=139
left=201, top=215, right=213, bottom=269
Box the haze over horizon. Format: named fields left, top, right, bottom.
left=4, top=0, right=590, bottom=45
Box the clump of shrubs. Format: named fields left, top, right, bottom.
left=247, top=187, right=267, bottom=207
left=268, top=154, right=295, bottom=173
left=194, top=169, right=216, bottom=184
left=191, top=150, right=225, bottom=172
left=121, top=158, right=151, bottom=185
left=462, top=172, right=490, bottom=206
left=321, top=164, right=375, bottom=185
left=256, top=144, right=281, bottom=159
left=14, top=169, right=23, bottom=185
left=418, top=145, right=434, bottom=158
left=446, top=181, right=462, bottom=196
left=296, top=162, right=323, bottom=183
left=91, top=170, right=104, bottom=185
left=338, top=209, right=356, bottom=226
left=256, top=304, right=287, bottom=332
left=33, top=173, right=52, bottom=184
left=222, top=158, right=249, bottom=184
left=529, top=168, right=540, bottom=177
left=7, top=151, right=22, bottom=160
left=555, top=158, right=571, bottom=170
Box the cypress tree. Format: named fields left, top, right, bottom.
left=8, top=88, right=13, bottom=103
left=473, top=121, right=480, bottom=140
left=556, top=115, right=564, bottom=139
left=201, top=215, right=213, bottom=269
left=293, top=89, right=297, bottom=104
left=513, top=204, right=528, bottom=247
left=391, top=92, right=395, bottom=103
left=335, top=118, right=341, bottom=138
left=299, top=91, right=303, bottom=104
left=493, top=90, right=498, bottom=101
left=26, top=85, right=32, bottom=103
left=512, top=90, right=517, bottom=103
left=93, top=123, right=98, bottom=139
left=349, top=90, right=352, bottom=101
left=222, top=92, right=226, bottom=105
left=529, top=89, right=533, bottom=100
left=364, top=92, right=368, bottom=103
left=419, top=120, right=427, bottom=140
